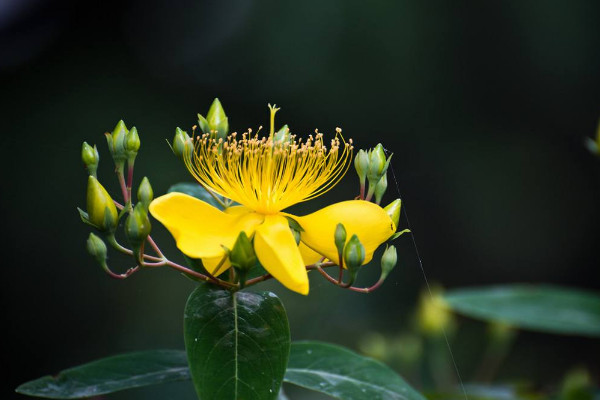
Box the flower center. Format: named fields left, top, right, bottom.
left=184, top=128, right=353, bottom=214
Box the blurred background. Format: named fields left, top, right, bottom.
left=2, top=0, right=599, bottom=399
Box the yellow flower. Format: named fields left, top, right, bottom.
left=149, top=112, right=396, bottom=295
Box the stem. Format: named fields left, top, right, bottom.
left=145, top=236, right=165, bottom=258
left=103, top=264, right=139, bottom=279
left=359, top=182, right=365, bottom=200
left=116, top=165, right=128, bottom=203
left=245, top=261, right=337, bottom=287
left=348, top=279, right=384, bottom=293
left=126, top=161, right=134, bottom=203
left=113, top=200, right=165, bottom=259
left=106, top=234, right=163, bottom=262
left=245, top=273, right=272, bottom=286
left=165, top=260, right=237, bottom=289
left=316, top=265, right=341, bottom=285
left=365, top=185, right=375, bottom=202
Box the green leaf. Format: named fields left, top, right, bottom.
left=17, top=342, right=425, bottom=399
left=390, top=229, right=410, bottom=241
left=15, top=350, right=189, bottom=399
left=168, top=182, right=224, bottom=210
left=285, top=341, right=426, bottom=400
left=444, top=285, right=600, bottom=337
left=184, top=284, right=290, bottom=400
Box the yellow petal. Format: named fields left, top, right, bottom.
left=298, top=241, right=324, bottom=265
left=254, top=215, right=309, bottom=295
left=295, top=200, right=395, bottom=264
left=224, top=205, right=253, bottom=216
left=149, top=192, right=264, bottom=259
left=202, top=255, right=231, bottom=276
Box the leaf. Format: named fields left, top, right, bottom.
left=15, top=350, right=189, bottom=399
left=390, top=229, right=410, bottom=241
left=285, top=341, right=426, bottom=400
left=168, top=182, right=225, bottom=210
left=17, top=342, right=426, bottom=400
left=184, top=284, right=290, bottom=400
left=443, top=284, right=600, bottom=337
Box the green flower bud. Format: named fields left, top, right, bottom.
left=172, top=127, right=191, bottom=160
left=125, top=126, right=140, bottom=158
left=367, top=144, right=387, bottom=179
left=374, top=173, right=387, bottom=205
left=137, top=177, right=153, bottom=208
left=105, top=120, right=129, bottom=165
left=384, top=199, right=402, bottom=229
left=124, top=203, right=151, bottom=249
left=334, top=223, right=347, bottom=258
left=354, top=149, right=369, bottom=186
left=343, top=234, right=365, bottom=284
left=86, top=176, right=118, bottom=232
left=230, top=231, right=257, bottom=272
left=86, top=232, right=108, bottom=266
left=197, top=114, right=210, bottom=135
left=380, top=245, right=397, bottom=281
left=198, top=98, right=229, bottom=140
left=365, top=144, right=392, bottom=201
left=81, top=142, right=99, bottom=177
left=274, top=124, right=291, bottom=144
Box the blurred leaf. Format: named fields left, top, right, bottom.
left=168, top=182, right=224, bottom=210
left=285, top=341, right=426, bottom=400
left=15, top=350, right=189, bottom=399
left=444, top=285, right=600, bottom=337
left=184, top=284, right=290, bottom=400
left=428, top=384, right=528, bottom=400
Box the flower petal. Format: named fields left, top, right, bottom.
left=254, top=215, right=309, bottom=295
left=298, top=242, right=323, bottom=265
left=149, top=192, right=264, bottom=259
left=202, top=255, right=231, bottom=276
left=295, top=200, right=395, bottom=264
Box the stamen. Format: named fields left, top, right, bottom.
left=183, top=128, right=353, bottom=214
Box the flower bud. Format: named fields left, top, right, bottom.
left=380, top=245, right=397, bottom=281
left=374, top=173, right=387, bottom=205
left=86, top=176, right=118, bottom=232
left=230, top=231, right=257, bottom=272
left=81, top=142, right=99, bottom=177
left=354, top=149, right=369, bottom=187
left=86, top=232, right=108, bottom=266
left=105, top=120, right=129, bottom=165
left=125, top=126, right=140, bottom=159
left=334, top=223, right=346, bottom=258
left=367, top=144, right=388, bottom=179
left=198, top=98, right=229, bottom=140
left=172, top=127, right=192, bottom=160
left=274, top=124, right=291, bottom=145
left=417, top=285, right=455, bottom=336
left=343, top=234, right=365, bottom=284
left=137, top=177, right=153, bottom=208
left=124, top=203, right=151, bottom=249
left=384, top=199, right=402, bottom=230
left=365, top=144, right=392, bottom=201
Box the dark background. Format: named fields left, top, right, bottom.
left=2, top=1, right=599, bottom=399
